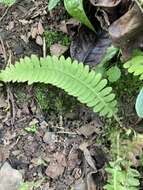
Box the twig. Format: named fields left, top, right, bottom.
left=7, top=86, right=16, bottom=125
left=0, top=37, right=7, bottom=64
left=0, top=6, right=11, bottom=22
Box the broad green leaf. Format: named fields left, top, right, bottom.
left=48, top=0, right=61, bottom=11
left=106, top=66, right=121, bottom=83
left=64, top=0, right=95, bottom=32
left=136, top=89, right=143, bottom=118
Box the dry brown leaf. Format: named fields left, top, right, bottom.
left=50, top=43, right=68, bottom=57
left=77, top=119, right=102, bottom=137
left=79, top=142, right=96, bottom=170
left=109, top=1, right=143, bottom=58
left=31, top=27, right=38, bottom=39
left=45, top=162, right=65, bottom=178
left=38, top=21, right=44, bottom=35
left=90, top=0, right=121, bottom=7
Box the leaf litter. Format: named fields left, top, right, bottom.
left=0, top=0, right=143, bottom=190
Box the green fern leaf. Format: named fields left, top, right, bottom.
left=0, top=55, right=118, bottom=117
left=124, top=51, right=143, bottom=80
left=123, top=51, right=143, bottom=118
left=104, top=161, right=140, bottom=190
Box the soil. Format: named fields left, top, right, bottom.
left=0, top=1, right=143, bottom=190
left=0, top=1, right=107, bottom=189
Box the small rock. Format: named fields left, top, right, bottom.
left=36, top=35, right=43, bottom=46
left=0, top=162, right=23, bottom=190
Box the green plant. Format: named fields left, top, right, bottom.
left=44, top=30, right=70, bottom=50
left=124, top=51, right=143, bottom=118
left=104, top=160, right=140, bottom=190
left=48, top=0, right=61, bottom=10
left=0, top=55, right=117, bottom=118
left=25, top=124, right=38, bottom=134
left=19, top=179, right=44, bottom=190
left=64, top=0, right=95, bottom=32
left=0, top=0, right=15, bottom=5
left=106, top=66, right=121, bottom=83
left=48, top=0, right=95, bottom=32
left=104, top=132, right=141, bottom=190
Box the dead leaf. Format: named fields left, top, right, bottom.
left=109, top=1, right=143, bottom=58
left=45, top=162, right=65, bottom=178
left=31, top=27, right=38, bottom=39
left=53, top=152, right=67, bottom=167
left=58, top=18, right=80, bottom=34
left=0, top=145, right=9, bottom=163
left=68, top=148, right=80, bottom=169
left=90, top=0, right=121, bottom=7
left=77, top=119, right=102, bottom=137
left=50, top=43, right=68, bottom=57
left=70, top=27, right=111, bottom=66
left=38, top=21, right=44, bottom=35
left=79, top=142, right=96, bottom=170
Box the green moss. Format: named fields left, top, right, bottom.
left=34, top=85, right=50, bottom=112
left=15, top=87, right=30, bottom=103
left=34, top=84, right=78, bottom=114
left=44, top=30, right=71, bottom=50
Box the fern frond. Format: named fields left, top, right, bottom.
left=124, top=51, right=143, bottom=80
left=104, top=160, right=140, bottom=190
left=0, top=55, right=118, bottom=117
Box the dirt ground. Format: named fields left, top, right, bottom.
left=0, top=1, right=143, bottom=190
left=0, top=1, right=108, bottom=189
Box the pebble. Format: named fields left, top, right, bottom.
left=0, top=162, right=23, bottom=190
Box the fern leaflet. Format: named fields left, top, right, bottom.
left=124, top=51, right=143, bottom=80
left=104, top=160, right=140, bottom=190
left=0, top=55, right=118, bottom=117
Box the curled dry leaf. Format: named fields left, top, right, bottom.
left=90, top=0, right=121, bottom=7
left=109, top=1, right=143, bottom=58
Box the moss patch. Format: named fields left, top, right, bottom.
left=34, top=84, right=78, bottom=115
left=44, top=30, right=71, bottom=51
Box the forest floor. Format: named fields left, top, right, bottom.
left=0, top=0, right=143, bottom=190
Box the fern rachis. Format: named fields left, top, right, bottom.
left=0, top=55, right=118, bottom=117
